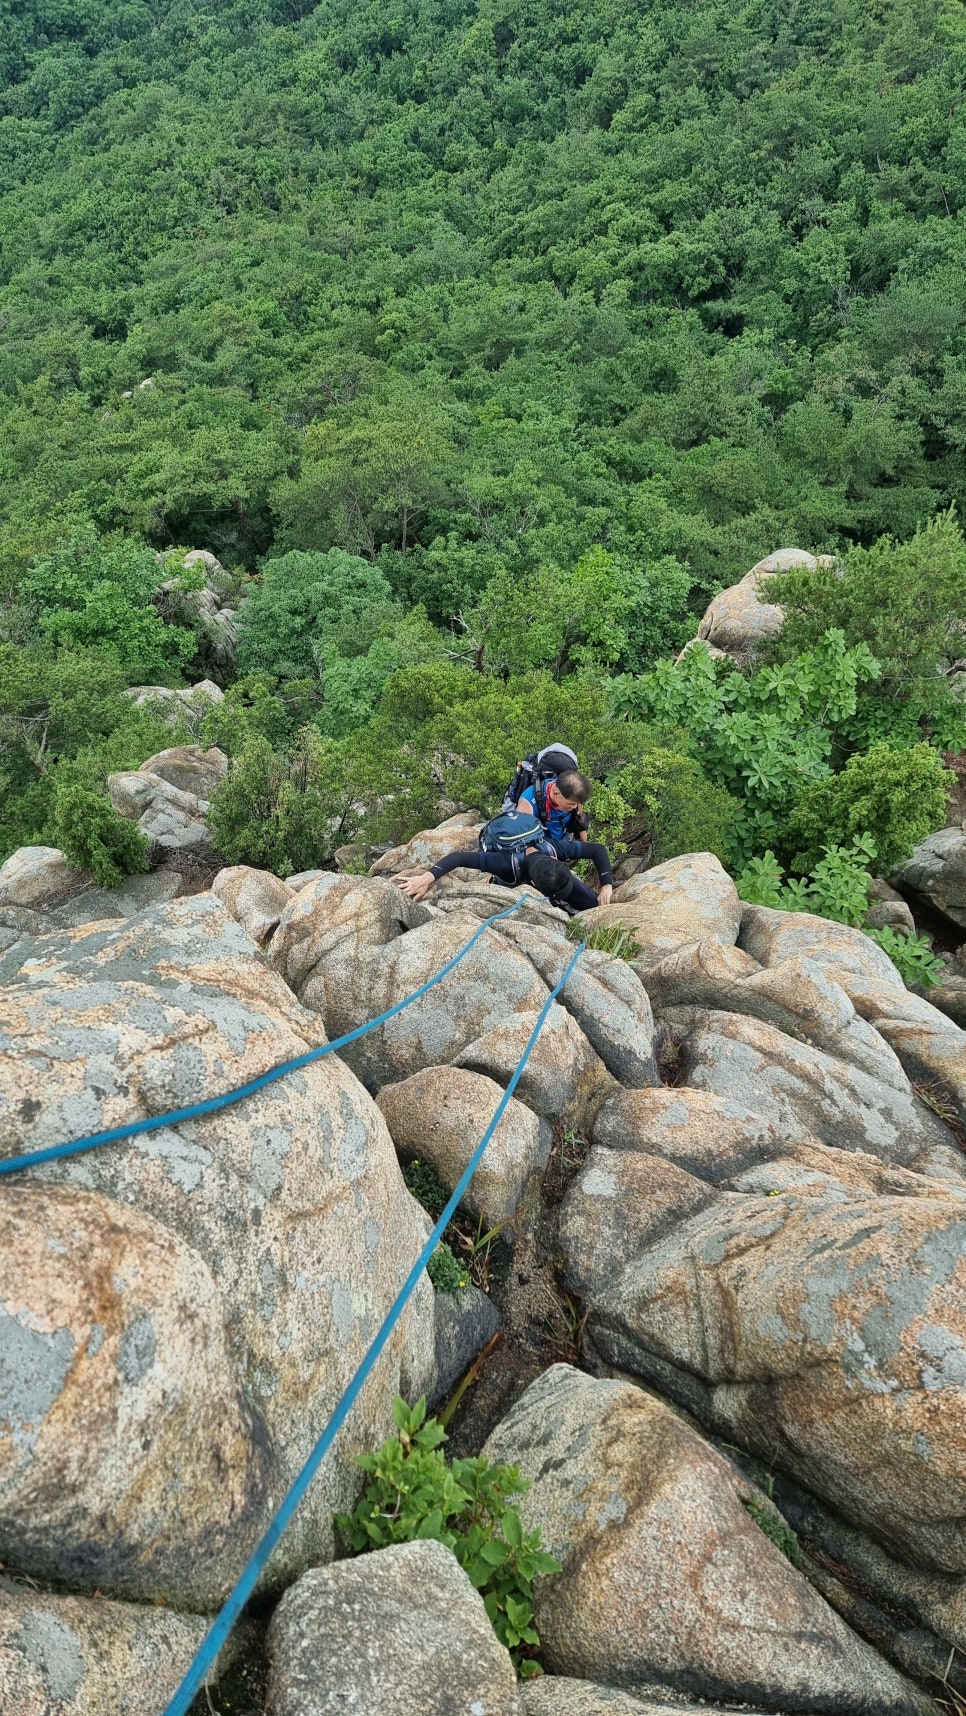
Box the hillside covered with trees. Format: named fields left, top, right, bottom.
left=3, top=0, right=966, bottom=940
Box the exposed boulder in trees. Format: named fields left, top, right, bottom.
left=107, top=744, right=228, bottom=854
left=685, top=549, right=812, bottom=667
left=891, top=825, right=966, bottom=931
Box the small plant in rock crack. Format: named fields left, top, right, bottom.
left=567, top=916, right=637, bottom=961
left=338, top=1396, right=561, bottom=1677
left=744, top=1496, right=801, bottom=1566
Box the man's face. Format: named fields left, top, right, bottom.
left=549, top=781, right=582, bottom=813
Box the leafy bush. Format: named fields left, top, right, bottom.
left=236, top=549, right=398, bottom=683
left=50, top=785, right=149, bottom=888
left=769, top=512, right=966, bottom=745
left=21, top=535, right=196, bottom=682
left=736, top=839, right=943, bottom=988
left=868, top=925, right=945, bottom=990
left=592, top=747, right=740, bottom=866
left=610, top=632, right=880, bottom=862
left=784, top=742, right=952, bottom=874
left=207, top=729, right=351, bottom=874
left=338, top=1396, right=561, bottom=1676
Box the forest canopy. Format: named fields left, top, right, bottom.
left=2, top=0, right=966, bottom=928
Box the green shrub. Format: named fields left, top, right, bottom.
left=736, top=839, right=943, bottom=989
left=426, top=1241, right=471, bottom=1296
left=338, top=1396, right=561, bottom=1677
left=744, top=1499, right=801, bottom=1567
left=610, top=631, right=879, bottom=863
left=207, top=728, right=352, bottom=874
left=769, top=512, right=966, bottom=745
left=783, top=742, right=952, bottom=874
left=867, top=925, right=945, bottom=990
left=50, top=785, right=149, bottom=888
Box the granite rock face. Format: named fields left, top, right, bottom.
left=0, top=1580, right=209, bottom=1716
left=583, top=854, right=741, bottom=968
left=377, top=1065, right=552, bottom=1227
left=483, top=1366, right=925, bottom=1713
left=0, top=896, right=436, bottom=1604
left=562, top=1088, right=966, bottom=1574
left=266, top=1539, right=520, bottom=1716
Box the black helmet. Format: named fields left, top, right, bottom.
left=526, top=855, right=576, bottom=902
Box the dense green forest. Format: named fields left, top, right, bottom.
left=3, top=0, right=966, bottom=946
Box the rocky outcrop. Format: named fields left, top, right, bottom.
left=108, top=744, right=228, bottom=853
left=124, top=679, right=225, bottom=732
left=892, top=825, right=966, bottom=930
left=484, top=1366, right=926, bottom=1713
left=0, top=895, right=436, bottom=1606
left=682, top=549, right=835, bottom=669
left=266, top=1540, right=519, bottom=1716
left=0, top=1579, right=210, bottom=1716
left=6, top=815, right=966, bottom=1712
left=377, top=1065, right=552, bottom=1227
left=739, top=902, right=966, bottom=1129
left=155, top=549, right=246, bottom=671
left=562, top=1091, right=966, bottom=1575
left=268, top=874, right=659, bottom=1116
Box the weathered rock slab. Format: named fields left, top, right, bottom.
left=0, top=1579, right=209, bottom=1716
left=266, top=1539, right=520, bottom=1716
left=483, top=1366, right=923, bottom=1712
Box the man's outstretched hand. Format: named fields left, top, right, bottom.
left=396, top=870, right=436, bottom=901
left=597, top=883, right=613, bottom=907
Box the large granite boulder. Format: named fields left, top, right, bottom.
left=892, top=825, right=966, bottom=931
left=0, top=1579, right=209, bottom=1716
left=377, top=1065, right=552, bottom=1228
left=0, top=1181, right=266, bottom=1608
left=583, top=854, right=741, bottom=969
left=213, top=864, right=294, bottom=945
left=0, top=847, right=86, bottom=910
left=266, top=1540, right=519, bottom=1716
left=108, top=745, right=228, bottom=853
left=369, top=812, right=484, bottom=877
left=676, top=1008, right=957, bottom=1169
left=560, top=1106, right=966, bottom=1575
left=685, top=549, right=831, bottom=668
left=0, top=896, right=436, bottom=1604
left=483, top=1367, right=925, bottom=1712
left=739, top=902, right=966, bottom=1128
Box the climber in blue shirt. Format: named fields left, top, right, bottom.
left=516, top=768, right=592, bottom=844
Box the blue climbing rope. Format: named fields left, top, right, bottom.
left=0, top=896, right=528, bottom=1177
left=160, top=934, right=585, bottom=1716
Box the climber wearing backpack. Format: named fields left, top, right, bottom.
left=395, top=807, right=614, bottom=910
left=502, top=744, right=590, bottom=845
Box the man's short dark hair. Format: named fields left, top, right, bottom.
left=526, top=856, right=576, bottom=901
left=556, top=770, right=592, bottom=803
